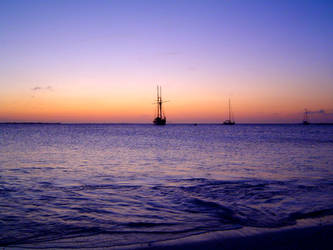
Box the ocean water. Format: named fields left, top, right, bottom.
left=0, top=124, right=333, bottom=248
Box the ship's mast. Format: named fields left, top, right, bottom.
left=304, top=109, right=308, bottom=122
left=229, top=98, right=231, bottom=121
left=157, top=86, right=160, bottom=118
left=156, top=85, right=163, bottom=119
left=159, top=86, right=162, bottom=119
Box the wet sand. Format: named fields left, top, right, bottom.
left=12, top=216, right=333, bottom=249
left=137, top=216, right=333, bottom=250
left=137, top=224, right=333, bottom=250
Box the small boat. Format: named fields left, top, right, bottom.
left=153, top=86, right=166, bottom=125
left=303, top=109, right=310, bottom=125
left=223, top=98, right=235, bottom=125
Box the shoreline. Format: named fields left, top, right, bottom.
left=10, top=216, right=333, bottom=249
left=134, top=216, right=333, bottom=250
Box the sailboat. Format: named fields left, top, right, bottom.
left=153, top=86, right=166, bottom=125
left=303, top=109, right=310, bottom=125
left=223, top=98, right=235, bottom=125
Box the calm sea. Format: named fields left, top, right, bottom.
left=1, top=124, right=333, bottom=248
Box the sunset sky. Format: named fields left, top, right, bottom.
left=1, top=0, right=332, bottom=123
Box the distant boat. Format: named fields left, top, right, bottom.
left=223, top=98, right=235, bottom=125
left=303, top=109, right=310, bottom=125
left=153, top=86, right=166, bottom=125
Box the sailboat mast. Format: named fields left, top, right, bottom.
left=304, top=109, right=308, bottom=122
left=229, top=98, right=231, bottom=121
left=156, top=86, right=160, bottom=118
left=159, top=86, right=162, bottom=119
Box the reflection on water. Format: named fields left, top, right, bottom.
left=0, top=124, right=333, bottom=247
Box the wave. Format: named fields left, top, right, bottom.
left=1, top=178, right=333, bottom=247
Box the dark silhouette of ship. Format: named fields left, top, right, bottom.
left=223, top=98, right=235, bottom=125
left=153, top=86, right=166, bottom=125
left=303, top=109, right=310, bottom=125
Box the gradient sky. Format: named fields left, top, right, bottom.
left=1, top=0, right=332, bottom=123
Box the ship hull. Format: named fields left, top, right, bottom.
left=223, top=120, right=235, bottom=125
left=153, top=117, right=166, bottom=125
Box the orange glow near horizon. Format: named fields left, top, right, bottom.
left=1, top=84, right=332, bottom=123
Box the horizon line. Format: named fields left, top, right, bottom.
left=1, top=122, right=333, bottom=125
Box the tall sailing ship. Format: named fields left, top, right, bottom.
left=223, top=98, right=235, bottom=125
left=303, top=109, right=310, bottom=125
left=153, top=86, right=166, bottom=125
